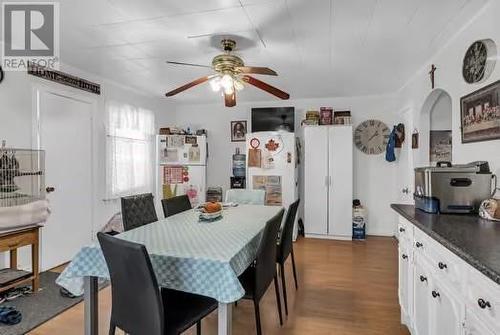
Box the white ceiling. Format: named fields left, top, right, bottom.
left=55, top=0, right=488, bottom=103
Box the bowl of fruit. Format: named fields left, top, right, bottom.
left=199, top=202, right=223, bottom=221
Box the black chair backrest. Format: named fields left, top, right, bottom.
left=121, top=193, right=158, bottom=231
left=254, top=209, right=285, bottom=300
left=279, top=199, right=300, bottom=261
left=161, top=195, right=192, bottom=218
left=97, top=232, right=164, bottom=335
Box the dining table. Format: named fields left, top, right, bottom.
left=56, top=204, right=283, bottom=335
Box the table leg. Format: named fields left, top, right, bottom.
left=84, top=276, right=99, bottom=335
left=218, top=302, right=232, bottom=335
left=10, top=249, right=17, bottom=269
left=32, top=231, right=40, bottom=292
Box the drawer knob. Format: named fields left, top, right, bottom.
left=415, top=242, right=423, bottom=248
left=478, top=298, right=491, bottom=309
left=438, top=262, right=447, bottom=270
left=402, top=254, right=408, bottom=260
left=431, top=290, right=440, bottom=299
left=419, top=275, right=427, bottom=282
left=399, top=227, right=405, bottom=233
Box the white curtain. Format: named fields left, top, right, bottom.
left=106, top=101, right=155, bottom=198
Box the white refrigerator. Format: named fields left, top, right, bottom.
left=156, top=135, right=207, bottom=215
left=245, top=131, right=299, bottom=236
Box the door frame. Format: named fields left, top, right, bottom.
left=31, top=83, right=98, bottom=268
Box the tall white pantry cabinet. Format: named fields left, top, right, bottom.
left=303, top=125, right=353, bottom=240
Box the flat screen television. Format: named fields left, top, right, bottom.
left=251, top=107, right=295, bottom=132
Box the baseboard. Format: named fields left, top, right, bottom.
left=305, top=234, right=352, bottom=241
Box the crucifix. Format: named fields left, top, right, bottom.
left=429, top=64, right=437, bottom=89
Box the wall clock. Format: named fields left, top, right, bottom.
left=462, top=39, right=497, bottom=84
left=354, top=120, right=390, bottom=155
left=0, top=66, right=4, bottom=84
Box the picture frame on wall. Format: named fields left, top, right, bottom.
left=231, top=120, right=247, bottom=142
left=460, top=80, right=500, bottom=143
left=430, top=130, right=452, bottom=163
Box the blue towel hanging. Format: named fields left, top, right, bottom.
left=386, top=127, right=397, bottom=162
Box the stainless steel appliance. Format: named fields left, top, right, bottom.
left=414, top=161, right=495, bottom=214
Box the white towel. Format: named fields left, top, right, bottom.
left=0, top=199, right=51, bottom=231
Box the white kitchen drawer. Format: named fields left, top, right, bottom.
left=464, top=265, right=500, bottom=333
left=413, top=227, right=464, bottom=294
left=398, top=217, right=413, bottom=244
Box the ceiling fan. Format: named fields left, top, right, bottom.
left=165, top=39, right=290, bottom=107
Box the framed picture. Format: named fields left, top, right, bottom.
left=461, top=80, right=500, bottom=143
left=231, top=120, right=247, bottom=142
left=430, top=130, right=452, bottom=163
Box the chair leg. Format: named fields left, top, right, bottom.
left=196, top=321, right=201, bottom=335
left=254, top=300, right=262, bottom=335
left=291, top=248, right=299, bottom=290
left=273, top=275, right=283, bottom=326
left=279, top=262, right=288, bottom=316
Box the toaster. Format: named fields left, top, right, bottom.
left=414, top=161, right=495, bottom=214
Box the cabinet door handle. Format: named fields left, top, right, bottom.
left=415, top=242, right=423, bottom=248
left=438, top=262, right=447, bottom=270
left=401, top=254, right=408, bottom=260
left=478, top=298, right=491, bottom=309
left=419, top=275, right=427, bottom=282
left=431, top=290, right=440, bottom=299
left=399, top=227, right=405, bottom=233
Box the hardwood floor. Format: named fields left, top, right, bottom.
left=29, top=237, right=409, bottom=335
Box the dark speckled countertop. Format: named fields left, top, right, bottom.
left=391, top=204, right=500, bottom=286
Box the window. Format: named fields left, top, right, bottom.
left=106, top=101, right=155, bottom=198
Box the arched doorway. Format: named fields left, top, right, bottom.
left=417, top=89, right=453, bottom=167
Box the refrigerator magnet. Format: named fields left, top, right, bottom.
left=250, top=138, right=260, bottom=149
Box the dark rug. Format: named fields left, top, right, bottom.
left=0, top=271, right=107, bottom=335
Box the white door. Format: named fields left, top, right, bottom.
left=398, top=245, right=411, bottom=318
left=395, top=109, right=415, bottom=204
left=38, top=90, right=93, bottom=271
left=413, top=259, right=431, bottom=335
left=328, top=126, right=353, bottom=238
left=429, top=281, right=464, bottom=335
left=465, top=311, right=495, bottom=335
left=304, top=127, right=328, bottom=235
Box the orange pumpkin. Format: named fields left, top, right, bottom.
left=204, top=202, right=222, bottom=213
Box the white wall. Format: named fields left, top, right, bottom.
left=174, top=94, right=398, bottom=236
left=396, top=0, right=500, bottom=181
left=0, top=65, right=174, bottom=268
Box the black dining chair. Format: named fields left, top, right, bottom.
left=276, top=199, right=300, bottom=316
left=97, top=232, right=217, bottom=335
left=121, top=193, right=158, bottom=231
left=161, top=195, right=192, bottom=218
left=238, top=209, right=285, bottom=335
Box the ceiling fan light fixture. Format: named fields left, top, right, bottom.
left=234, top=79, right=244, bottom=91
left=209, top=77, right=221, bottom=92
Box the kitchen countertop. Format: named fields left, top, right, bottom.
left=391, top=204, right=500, bottom=286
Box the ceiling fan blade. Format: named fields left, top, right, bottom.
left=242, top=75, right=289, bottom=100
left=165, top=76, right=212, bottom=96
left=224, top=91, right=236, bottom=107
left=166, top=61, right=212, bottom=69
left=237, top=66, right=277, bottom=76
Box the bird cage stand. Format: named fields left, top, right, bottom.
left=0, top=141, right=46, bottom=292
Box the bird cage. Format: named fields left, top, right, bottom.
left=0, top=144, right=45, bottom=208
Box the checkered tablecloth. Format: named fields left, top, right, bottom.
left=56, top=205, right=282, bottom=303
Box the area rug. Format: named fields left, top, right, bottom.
left=0, top=271, right=107, bottom=335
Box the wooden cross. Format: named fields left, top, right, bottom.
left=429, top=64, right=437, bottom=89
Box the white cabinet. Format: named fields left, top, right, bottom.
left=413, top=258, right=431, bottom=335
left=304, top=126, right=353, bottom=240
left=429, top=281, right=464, bottom=335
left=465, top=311, right=495, bottom=335
left=396, top=215, right=500, bottom=335
left=399, top=243, right=412, bottom=322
